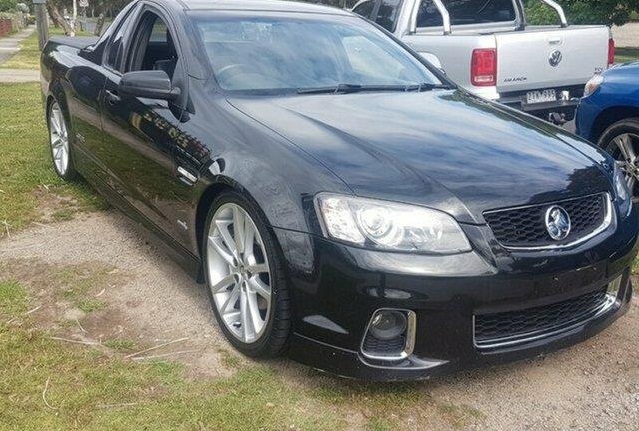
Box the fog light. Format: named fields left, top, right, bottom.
left=370, top=310, right=407, bottom=341
left=361, top=309, right=416, bottom=362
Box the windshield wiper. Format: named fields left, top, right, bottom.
left=404, top=83, right=454, bottom=92
left=296, top=83, right=364, bottom=94
left=296, top=83, right=453, bottom=95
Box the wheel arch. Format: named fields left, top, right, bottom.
left=592, top=106, right=639, bottom=143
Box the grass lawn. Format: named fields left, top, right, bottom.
left=616, top=47, right=639, bottom=64
left=1, top=27, right=93, bottom=70
left=0, top=83, right=106, bottom=235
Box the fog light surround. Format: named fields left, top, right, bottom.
left=360, top=309, right=416, bottom=362
left=606, top=274, right=624, bottom=300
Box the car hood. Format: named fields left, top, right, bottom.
left=228, top=90, right=612, bottom=224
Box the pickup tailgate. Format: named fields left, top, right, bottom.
left=495, top=26, right=609, bottom=93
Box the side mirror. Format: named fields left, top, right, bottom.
left=118, top=70, right=181, bottom=101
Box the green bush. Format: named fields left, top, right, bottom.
left=525, top=0, right=639, bottom=26
left=0, top=0, right=17, bottom=12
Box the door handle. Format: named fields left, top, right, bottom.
left=104, top=89, right=120, bottom=105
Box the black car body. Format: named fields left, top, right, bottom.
left=41, top=0, right=638, bottom=381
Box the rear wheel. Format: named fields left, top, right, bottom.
left=599, top=118, right=639, bottom=203
left=47, top=100, right=78, bottom=180
left=203, top=191, right=290, bottom=357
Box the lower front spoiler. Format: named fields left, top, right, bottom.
left=287, top=283, right=632, bottom=382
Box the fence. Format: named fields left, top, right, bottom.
left=0, top=12, right=26, bottom=38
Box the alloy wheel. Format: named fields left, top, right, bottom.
left=206, top=203, right=272, bottom=343
left=610, top=132, right=639, bottom=202
left=49, top=102, right=70, bottom=175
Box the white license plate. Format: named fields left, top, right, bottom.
left=526, top=89, right=557, bottom=104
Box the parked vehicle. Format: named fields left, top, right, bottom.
left=351, top=0, right=615, bottom=124
left=41, top=0, right=638, bottom=381
left=576, top=62, right=639, bottom=203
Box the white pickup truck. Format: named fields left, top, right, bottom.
left=351, top=0, right=614, bottom=124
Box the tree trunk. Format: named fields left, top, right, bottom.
left=46, top=3, right=75, bottom=36
left=94, top=13, right=106, bottom=37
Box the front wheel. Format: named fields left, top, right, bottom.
left=202, top=191, right=291, bottom=357
left=47, top=100, right=78, bottom=181
left=599, top=118, right=639, bottom=203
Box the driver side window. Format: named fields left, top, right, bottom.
left=126, top=11, right=179, bottom=80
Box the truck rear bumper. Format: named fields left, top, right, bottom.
left=497, top=84, right=585, bottom=123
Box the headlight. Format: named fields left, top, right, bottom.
left=316, top=193, right=471, bottom=254
left=613, top=164, right=632, bottom=216
left=584, top=74, right=604, bottom=97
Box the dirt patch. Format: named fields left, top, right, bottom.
left=1, top=210, right=638, bottom=430
left=0, top=211, right=241, bottom=379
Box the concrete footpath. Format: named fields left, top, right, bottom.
left=0, top=25, right=39, bottom=83
left=0, top=26, right=35, bottom=65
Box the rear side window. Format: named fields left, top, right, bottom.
left=352, top=0, right=375, bottom=19
left=374, top=0, right=403, bottom=32
left=417, top=0, right=517, bottom=28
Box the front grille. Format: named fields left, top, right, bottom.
left=484, top=193, right=607, bottom=248
left=474, top=289, right=610, bottom=349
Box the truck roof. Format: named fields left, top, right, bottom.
left=176, top=0, right=350, bottom=15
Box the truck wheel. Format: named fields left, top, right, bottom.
left=202, top=190, right=291, bottom=358
left=47, top=100, right=78, bottom=181
left=599, top=118, right=639, bottom=202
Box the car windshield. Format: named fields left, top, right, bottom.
left=189, top=11, right=443, bottom=94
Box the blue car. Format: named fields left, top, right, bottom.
left=576, top=62, right=639, bottom=200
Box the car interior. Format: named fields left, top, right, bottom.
left=126, top=12, right=178, bottom=79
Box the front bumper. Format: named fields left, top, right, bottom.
left=275, top=205, right=639, bottom=381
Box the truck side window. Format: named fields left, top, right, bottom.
left=417, top=0, right=517, bottom=27
left=126, top=12, right=179, bottom=80
left=352, top=0, right=375, bottom=20
left=374, top=0, right=403, bottom=32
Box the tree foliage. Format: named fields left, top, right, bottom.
left=525, top=0, right=639, bottom=26
left=0, top=0, right=18, bottom=13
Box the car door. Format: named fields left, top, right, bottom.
left=99, top=4, right=191, bottom=241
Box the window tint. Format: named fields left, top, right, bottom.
left=417, top=0, right=516, bottom=28
left=374, top=0, right=403, bottom=32
left=352, top=0, right=375, bottom=19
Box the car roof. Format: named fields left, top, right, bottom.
left=176, top=0, right=351, bottom=15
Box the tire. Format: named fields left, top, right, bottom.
left=598, top=118, right=639, bottom=202
left=202, top=190, right=291, bottom=357
left=47, top=99, right=78, bottom=181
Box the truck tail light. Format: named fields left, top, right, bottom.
left=471, top=48, right=497, bottom=87
left=608, top=38, right=615, bottom=67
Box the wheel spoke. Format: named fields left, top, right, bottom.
left=246, top=262, right=268, bottom=274
left=243, top=221, right=256, bottom=263
left=208, top=236, right=235, bottom=266
left=248, top=276, right=271, bottom=302
left=215, top=219, right=237, bottom=258
left=51, top=137, right=62, bottom=149
left=233, top=207, right=245, bottom=255
left=50, top=110, right=61, bottom=134
left=239, top=289, right=254, bottom=342
left=221, top=284, right=240, bottom=314
left=615, top=134, right=637, bottom=163
left=246, top=291, right=264, bottom=334
left=210, top=274, right=235, bottom=294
